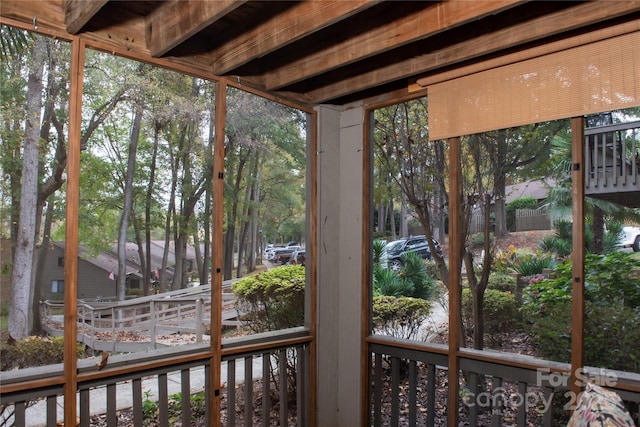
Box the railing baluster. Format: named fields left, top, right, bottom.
left=181, top=368, right=191, bottom=426
left=469, top=372, right=478, bottom=427
left=517, top=381, right=526, bottom=426
left=228, top=359, right=236, bottom=427
left=245, top=355, right=253, bottom=427
left=374, top=353, right=382, bottom=426
left=491, top=376, right=503, bottom=427
left=390, top=356, right=400, bottom=427
left=14, top=401, right=25, bottom=426
left=296, top=345, right=306, bottom=426
left=204, top=363, right=211, bottom=427
left=46, top=395, right=57, bottom=426
left=132, top=377, right=143, bottom=427
left=408, top=360, right=417, bottom=426
left=544, top=386, right=554, bottom=427
left=427, top=362, right=436, bottom=426
left=150, top=300, right=156, bottom=348
left=279, top=349, right=287, bottom=426
left=158, top=372, right=169, bottom=427
left=106, top=382, right=117, bottom=427
left=79, top=388, right=90, bottom=427
left=262, top=351, right=270, bottom=426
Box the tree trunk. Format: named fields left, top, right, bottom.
left=9, top=36, right=46, bottom=339
left=144, top=123, right=160, bottom=295
left=117, top=106, right=142, bottom=301
left=592, top=205, right=604, bottom=254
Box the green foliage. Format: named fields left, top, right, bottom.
left=372, top=296, right=431, bottom=340
left=126, top=288, right=144, bottom=297
left=521, top=252, right=640, bottom=369
left=538, top=236, right=572, bottom=257
left=372, top=252, right=438, bottom=300
left=493, top=246, right=555, bottom=276
left=142, top=390, right=158, bottom=424
left=0, top=336, right=84, bottom=371
left=232, top=265, right=305, bottom=333
left=539, top=219, right=624, bottom=257
left=511, top=252, right=555, bottom=276
left=372, top=239, right=386, bottom=264
left=462, top=288, right=517, bottom=346
left=399, top=251, right=438, bottom=300
left=506, top=196, right=539, bottom=231
left=373, top=264, right=414, bottom=297
left=141, top=391, right=206, bottom=425
left=469, top=233, right=492, bottom=249
left=487, top=272, right=516, bottom=293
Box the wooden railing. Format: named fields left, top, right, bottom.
left=585, top=120, right=640, bottom=202
left=0, top=328, right=310, bottom=427
left=368, top=336, right=640, bottom=427
left=41, top=285, right=240, bottom=352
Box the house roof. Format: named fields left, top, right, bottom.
left=505, top=179, right=556, bottom=205
left=2, top=1, right=639, bottom=106
left=52, top=241, right=142, bottom=278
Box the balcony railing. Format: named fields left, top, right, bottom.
left=368, top=336, right=640, bottom=427
left=585, top=120, right=640, bottom=208
left=0, top=328, right=310, bottom=427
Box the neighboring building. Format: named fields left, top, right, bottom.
left=505, top=178, right=556, bottom=205
left=39, top=242, right=142, bottom=301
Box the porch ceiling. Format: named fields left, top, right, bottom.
left=2, top=1, right=640, bottom=106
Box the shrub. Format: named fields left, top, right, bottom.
left=126, top=288, right=144, bottom=297
left=462, top=288, right=517, bottom=346
left=521, top=252, right=640, bottom=370
left=469, top=233, right=492, bottom=249
left=399, top=251, right=438, bottom=300
left=372, top=239, right=386, bottom=264
left=0, top=336, right=84, bottom=371
left=487, top=272, right=516, bottom=293
left=511, top=251, right=555, bottom=276
left=372, top=296, right=431, bottom=340
left=232, top=265, right=305, bottom=333
left=373, top=264, right=414, bottom=297
left=373, top=252, right=438, bottom=300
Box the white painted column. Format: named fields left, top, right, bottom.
left=316, top=104, right=364, bottom=427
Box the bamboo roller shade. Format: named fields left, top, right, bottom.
left=428, top=30, right=640, bottom=140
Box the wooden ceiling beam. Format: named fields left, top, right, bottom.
left=147, top=0, right=247, bottom=58
left=264, top=0, right=521, bottom=90
left=64, top=0, right=109, bottom=34
left=306, top=1, right=640, bottom=103
left=210, top=0, right=380, bottom=76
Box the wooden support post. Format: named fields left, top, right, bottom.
left=570, top=116, right=586, bottom=404
left=448, top=136, right=462, bottom=427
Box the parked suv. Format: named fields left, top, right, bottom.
left=380, top=235, right=442, bottom=270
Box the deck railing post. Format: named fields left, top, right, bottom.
left=151, top=300, right=156, bottom=348
left=196, top=298, right=203, bottom=342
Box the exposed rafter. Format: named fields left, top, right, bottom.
left=209, top=0, right=380, bottom=76
left=147, top=0, right=247, bottom=57
left=264, top=0, right=521, bottom=90
left=305, top=0, right=640, bottom=103
left=64, top=0, right=109, bottom=34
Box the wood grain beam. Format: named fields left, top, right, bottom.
left=306, top=1, right=640, bottom=103
left=64, top=0, right=109, bottom=34
left=265, top=0, right=521, bottom=90
left=210, top=0, right=380, bottom=76
left=147, top=0, right=247, bottom=57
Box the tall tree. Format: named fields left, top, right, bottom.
left=8, top=35, right=46, bottom=339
